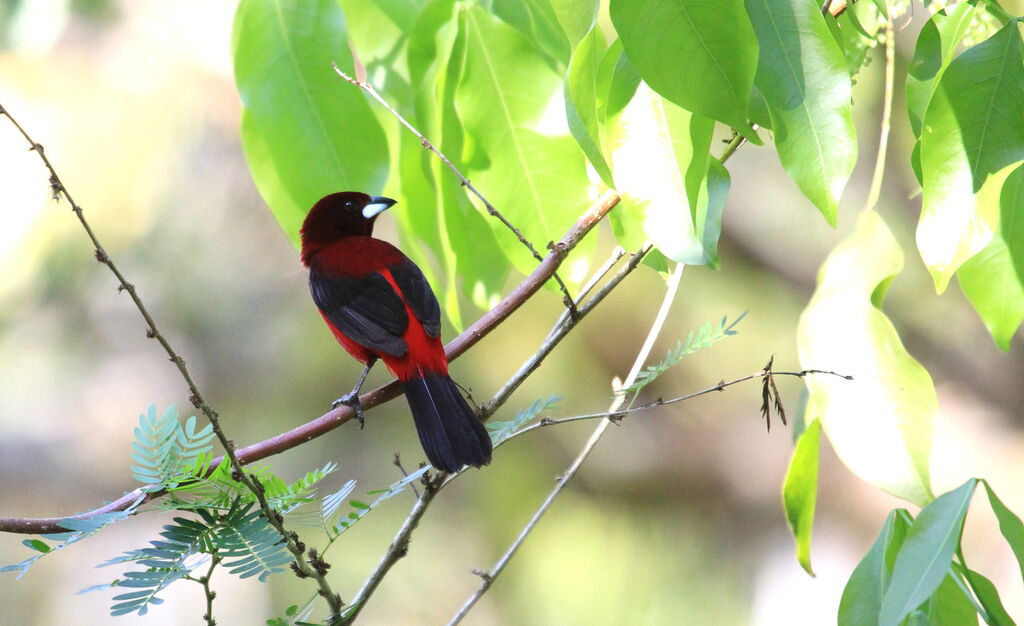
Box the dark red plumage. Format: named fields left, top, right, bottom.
left=300, top=191, right=492, bottom=473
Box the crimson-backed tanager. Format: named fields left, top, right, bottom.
left=300, top=191, right=492, bottom=473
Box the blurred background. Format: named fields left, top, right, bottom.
left=0, top=1, right=1022, bottom=624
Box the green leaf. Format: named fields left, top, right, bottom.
left=920, top=571, right=979, bottom=625
left=489, top=0, right=571, bottom=71
left=905, top=2, right=977, bottom=139
left=782, top=418, right=821, bottom=576
left=879, top=479, right=978, bottom=626
left=982, top=480, right=1024, bottom=584
left=607, top=82, right=716, bottom=264
left=957, top=565, right=1017, bottom=626
left=917, top=18, right=1024, bottom=292
left=833, top=0, right=886, bottom=77
left=233, top=0, right=389, bottom=246
left=455, top=5, right=593, bottom=279
left=798, top=211, right=935, bottom=506
left=488, top=395, right=562, bottom=444
left=745, top=0, right=857, bottom=225
left=610, top=0, right=758, bottom=132
left=548, top=0, right=597, bottom=48
left=21, top=539, right=50, bottom=554
left=839, top=510, right=912, bottom=626
left=1002, top=162, right=1024, bottom=285
left=565, top=27, right=613, bottom=186
left=958, top=233, right=1024, bottom=351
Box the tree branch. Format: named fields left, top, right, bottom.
left=332, top=63, right=581, bottom=319
left=0, top=187, right=621, bottom=535
left=0, top=103, right=347, bottom=618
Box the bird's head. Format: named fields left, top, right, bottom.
left=300, top=192, right=397, bottom=263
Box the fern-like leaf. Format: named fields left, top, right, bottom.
left=216, top=505, right=291, bottom=581
left=619, top=313, right=746, bottom=395
left=130, top=405, right=214, bottom=491
left=487, top=396, right=562, bottom=444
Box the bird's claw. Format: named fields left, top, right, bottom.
left=332, top=392, right=366, bottom=429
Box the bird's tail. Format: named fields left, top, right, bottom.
left=402, top=374, right=492, bottom=473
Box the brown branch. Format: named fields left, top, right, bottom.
left=0, top=103, right=347, bottom=617
left=0, top=190, right=621, bottom=535
left=331, top=63, right=581, bottom=319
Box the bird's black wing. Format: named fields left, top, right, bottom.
left=389, top=257, right=441, bottom=338
left=309, top=266, right=409, bottom=357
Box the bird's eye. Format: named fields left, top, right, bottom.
left=344, top=201, right=354, bottom=210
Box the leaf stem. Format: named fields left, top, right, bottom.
left=863, top=11, right=895, bottom=213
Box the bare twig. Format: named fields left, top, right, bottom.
left=448, top=262, right=687, bottom=624
left=493, top=368, right=852, bottom=447
left=0, top=190, right=621, bottom=535
left=338, top=474, right=443, bottom=625
left=0, top=103, right=346, bottom=617
left=392, top=454, right=420, bottom=500
left=331, top=63, right=581, bottom=319
left=480, top=245, right=649, bottom=420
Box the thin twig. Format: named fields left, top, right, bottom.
left=0, top=190, right=621, bottom=535
left=480, top=245, right=648, bottom=420
left=338, top=475, right=443, bottom=625
left=331, top=63, right=581, bottom=319
left=863, top=10, right=895, bottom=213
left=0, top=104, right=346, bottom=618
left=198, top=555, right=221, bottom=626
left=494, top=369, right=852, bottom=447
left=392, top=454, right=420, bottom=499
left=448, top=262, right=687, bottom=624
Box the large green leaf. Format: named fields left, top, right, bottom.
left=1002, top=163, right=1024, bottom=286
left=745, top=0, right=857, bottom=225
left=917, top=570, right=979, bottom=626
left=548, top=0, right=597, bottom=48
left=879, top=479, right=978, bottom=626
left=782, top=417, right=821, bottom=576
left=917, top=18, right=1024, bottom=292
left=610, top=0, right=758, bottom=133
left=956, top=564, right=1017, bottom=626
left=455, top=6, right=592, bottom=279
left=905, top=2, right=977, bottom=139
left=233, top=0, right=389, bottom=246
left=798, top=211, right=935, bottom=506
left=958, top=234, right=1024, bottom=351
left=565, top=27, right=613, bottom=186
left=607, top=82, right=718, bottom=266
left=400, top=0, right=510, bottom=327
left=983, top=480, right=1024, bottom=584
left=839, top=510, right=912, bottom=626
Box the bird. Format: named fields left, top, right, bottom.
left=299, top=191, right=492, bottom=473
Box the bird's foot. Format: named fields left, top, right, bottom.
left=332, top=392, right=366, bottom=429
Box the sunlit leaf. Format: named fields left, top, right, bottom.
left=958, top=235, right=1024, bottom=351
left=798, top=211, right=935, bottom=506
left=455, top=5, right=593, bottom=279
left=233, top=0, right=389, bottom=246
left=917, top=19, right=1024, bottom=292
left=1002, top=163, right=1024, bottom=286
left=607, top=82, right=716, bottom=265
left=610, top=0, right=758, bottom=133
left=879, top=479, right=977, bottom=626
left=782, top=418, right=821, bottom=576
left=565, top=27, right=613, bottom=186
left=905, top=2, right=977, bottom=139
left=745, top=0, right=857, bottom=224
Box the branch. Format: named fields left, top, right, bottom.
left=332, top=63, right=581, bottom=319
left=497, top=369, right=852, bottom=446
left=0, top=189, right=621, bottom=535
left=332, top=243, right=650, bottom=623
left=0, top=104, right=346, bottom=618
left=448, top=262, right=687, bottom=624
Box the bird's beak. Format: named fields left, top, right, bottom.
left=363, top=196, right=397, bottom=219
